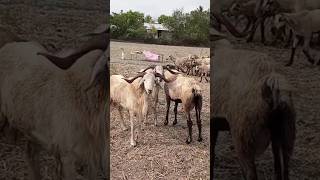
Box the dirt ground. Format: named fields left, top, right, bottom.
left=110, top=41, right=210, bottom=179
left=213, top=39, right=320, bottom=179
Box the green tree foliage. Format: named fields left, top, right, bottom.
left=110, top=10, right=145, bottom=38
left=110, top=7, right=209, bottom=46
left=144, top=15, right=153, bottom=23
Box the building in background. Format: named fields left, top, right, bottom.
left=143, top=22, right=171, bottom=39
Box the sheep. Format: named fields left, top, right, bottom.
left=0, top=25, right=109, bottom=180
left=138, top=65, right=182, bottom=126
left=167, top=55, right=197, bottom=75
left=162, top=67, right=203, bottom=144
left=272, top=10, right=320, bottom=66
left=211, top=35, right=296, bottom=180
left=197, top=63, right=210, bottom=83
left=110, top=70, right=172, bottom=146
left=250, top=0, right=320, bottom=44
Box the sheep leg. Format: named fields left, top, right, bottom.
left=260, top=17, right=266, bottom=44
left=186, top=112, right=193, bottom=144
left=153, top=96, right=159, bottom=126
left=302, top=37, right=315, bottom=65
left=165, top=97, right=171, bottom=125
left=246, top=17, right=261, bottom=43
left=195, top=106, right=202, bottom=142
left=173, top=101, right=179, bottom=125
left=286, top=36, right=300, bottom=66
left=200, top=75, right=203, bottom=82
left=205, top=75, right=209, bottom=82
left=285, top=29, right=293, bottom=48
left=26, top=141, right=41, bottom=180
left=117, top=106, right=128, bottom=131
left=129, top=112, right=136, bottom=147
left=271, top=140, right=283, bottom=180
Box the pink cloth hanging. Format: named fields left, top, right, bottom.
left=143, top=50, right=160, bottom=61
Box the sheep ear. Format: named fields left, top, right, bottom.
left=138, top=77, right=145, bottom=88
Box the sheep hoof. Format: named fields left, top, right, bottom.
left=172, top=121, right=177, bottom=126
left=164, top=121, right=168, bottom=126
left=186, top=139, right=191, bottom=144
left=198, top=137, right=203, bottom=142
left=122, top=127, right=128, bottom=131
left=130, top=141, right=137, bottom=147
left=285, top=63, right=292, bottom=67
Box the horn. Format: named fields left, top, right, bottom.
left=122, top=72, right=146, bottom=83
left=139, top=65, right=156, bottom=73
left=79, top=24, right=110, bottom=37
left=163, top=65, right=182, bottom=74
left=155, top=73, right=176, bottom=83
left=37, top=28, right=109, bottom=70
left=84, top=49, right=109, bottom=92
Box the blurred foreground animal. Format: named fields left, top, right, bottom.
left=0, top=24, right=109, bottom=180
left=211, top=30, right=296, bottom=180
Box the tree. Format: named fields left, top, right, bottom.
left=144, top=15, right=153, bottom=23
left=110, top=10, right=145, bottom=38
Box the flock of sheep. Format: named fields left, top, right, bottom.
left=211, top=0, right=320, bottom=179
left=213, top=0, right=320, bottom=67
left=110, top=51, right=211, bottom=147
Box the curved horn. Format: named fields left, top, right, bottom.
left=79, top=24, right=110, bottom=37
left=122, top=72, right=146, bottom=83
left=211, top=12, right=249, bottom=38
left=155, top=73, right=176, bottom=83
left=139, top=65, right=156, bottom=73
left=37, top=28, right=109, bottom=70
left=163, top=65, right=182, bottom=74
left=84, top=50, right=109, bottom=92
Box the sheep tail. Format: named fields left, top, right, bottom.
left=265, top=73, right=296, bottom=179
left=192, top=86, right=202, bottom=112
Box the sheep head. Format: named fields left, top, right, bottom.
left=37, top=24, right=110, bottom=92
left=122, top=72, right=156, bottom=95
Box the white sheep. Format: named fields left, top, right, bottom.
left=0, top=25, right=109, bottom=180
left=110, top=70, right=172, bottom=146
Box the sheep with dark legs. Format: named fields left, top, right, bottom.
left=162, top=67, right=203, bottom=144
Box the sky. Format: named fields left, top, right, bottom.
left=110, top=0, right=210, bottom=20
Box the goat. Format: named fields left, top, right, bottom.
left=110, top=70, right=172, bottom=146
left=163, top=67, right=203, bottom=144
left=0, top=25, right=109, bottom=179
left=273, top=10, right=320, bottom=66
left=211, top=35, right=296, bottom=180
